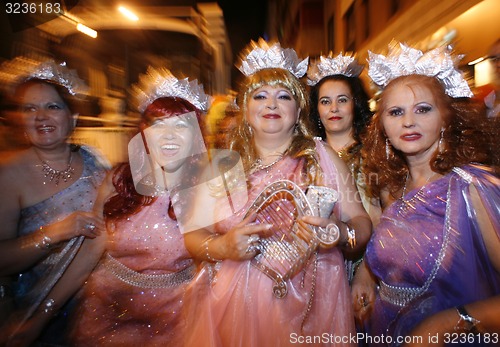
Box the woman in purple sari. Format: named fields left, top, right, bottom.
left=352, top=43, right=500, bottom=346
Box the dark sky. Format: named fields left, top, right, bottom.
left=215, top=0, right=269, bottom=59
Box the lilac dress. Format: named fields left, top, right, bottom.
left=365, top=164, right=500, bottom=346
left=184, top=139, right=356, bottom=347
left=70, top=192, right=195, bottom=346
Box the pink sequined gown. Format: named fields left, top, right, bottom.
left=184, top=139, right=356, bottom=347
left=69, top=193, right=195, bottom=347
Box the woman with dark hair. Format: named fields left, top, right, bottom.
left=307, top=54, right=381, bottom=281
left=308, top=54, right=373, bottom=158
left=67, top=68, right=211, bottom=346
left=352, top=43, right=500, bottom=346
left=0, top=61, right=108, bottom=346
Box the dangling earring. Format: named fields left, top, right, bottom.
left=317, top=118, right=323, bottom=130
left=438, top=129, right=445, bottom=154
left=385, top=138, right=391, bottom=161
left=244, top=119, right=253, bottom=136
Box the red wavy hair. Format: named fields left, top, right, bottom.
left=362, top=75, right=493, bottom=200
left=104, top=96, right=206, bottom=221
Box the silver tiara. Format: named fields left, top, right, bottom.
left=307, top=52, right=364, bottom=86
left=132, top=66, right=211, bottom=113
left=6, top=59, right=88, bottom=96
left=237, top=38, right=309, bottom=78
left=367, top=42, right=472, bottom=98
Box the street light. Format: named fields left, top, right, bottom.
left=76, top=23, right=97, bottom=38
left=118, top=5, right=139, bottom=21
left=61, top=12, right=97, bottom=38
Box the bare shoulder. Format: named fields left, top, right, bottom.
left=0, top=149, right=32, bottom=190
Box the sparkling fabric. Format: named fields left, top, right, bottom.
left=13, top=146, right=107, bottom=343
left=364, top=164, right=500, bottom=346
left=184, top=139, right=356, bottom=347
left=69, top=192, right=194, bottom=347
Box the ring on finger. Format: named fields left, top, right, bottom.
left=85, top=223, right=96, bottom=231
left=248, top=234, right=260, bottom=244
left=246, top=244, right=257, bottom=253
left=358, top=295, right=368, bottom=307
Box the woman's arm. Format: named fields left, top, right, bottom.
left=323, top=146, right=372, bottom=258
left=0, top=162, right=104, bottom=276
left=184, top=212, right=273, bottom=262
left=5, top=171, right=115, bottom=347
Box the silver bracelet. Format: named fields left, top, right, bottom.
left=455, top=305, right=480, bottom=334
left=346, top=223, right=356, bottom=248
left=204, top=234, right=220, bottom=263
left=34, top=226, right=52, bottom=250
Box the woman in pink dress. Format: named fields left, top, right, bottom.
left=68, top=67, right=210, bottom=346
left=183, top=39, right=372, bottom=347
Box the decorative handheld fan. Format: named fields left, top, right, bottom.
left=245, top=180, right=323, bottom=298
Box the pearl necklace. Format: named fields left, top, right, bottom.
left=34, top=148, right=75, bottom=186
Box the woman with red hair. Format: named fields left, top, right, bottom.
left=67, top=68, right=210, bottom=346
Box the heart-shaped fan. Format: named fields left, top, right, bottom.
left=245, top=180, right=320, bottom=298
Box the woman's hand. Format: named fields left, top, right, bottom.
left=219, top=212, right=272, bottom=261
left=402, top=308, right=459, bottom=347
left=351, top=260, right=377, bottom=324
left=44, top=211, right=105, bottom=245
left=299, top=215, right=338, bottom=247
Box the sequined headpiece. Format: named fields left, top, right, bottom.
left=6, top=58, right=88, bottom=96
left=237, top=38, right=309, bottom=78
left=132, top=66, right=211, bottom=113
left=307, top=52, right=364, bottom=86
left=367, top=42, right=472, bottom=98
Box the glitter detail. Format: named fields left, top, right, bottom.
left=22, top=61, right=88, bottom=95
left=452, top=167, right=473, bottom=184
left=131, top=67, right=211, bottom=113
left=307, top=52, right=363, bottom=86
left=368, top=42, right=473, bottom=98
left=379, top=179, right=452, bottom=307
left=103, top=254, right=195, bottom=288
left=245, top=180, right=318, bottom=298
left=237, top=38, right=309, bottom=78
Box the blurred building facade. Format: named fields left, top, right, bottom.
left=0, top=1, right=232, bottom=163
left=268, top=0, right=500, bottom=92
left=1, top=1, right=232, bottom=119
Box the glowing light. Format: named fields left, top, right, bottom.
left=76, top=23, right=97, bottom=38
left=118, top=6, right=139, bottom=21
left=468, top=57, right=485, bottom=66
